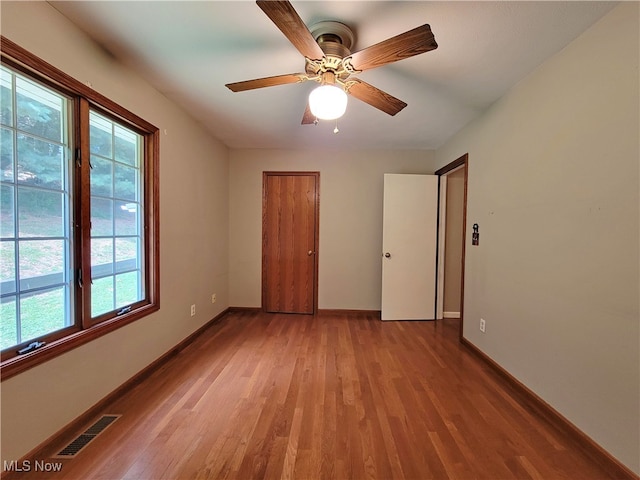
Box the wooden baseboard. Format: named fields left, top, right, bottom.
left=461, top=337, right=639, bottom=480
left=6, top=308, right=230, bottom=475
left=227, top=306, right=263, bottom=313
left=443, top=311, right=460, bottom=318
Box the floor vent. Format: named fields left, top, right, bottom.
left=53, top=415, right=121, bottom=458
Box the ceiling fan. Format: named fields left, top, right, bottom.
left=225, top=0, right=438, bottom=124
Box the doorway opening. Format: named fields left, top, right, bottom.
left=435, top=154, right=468, bottom=340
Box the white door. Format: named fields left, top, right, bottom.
left=381, top=174, right=439, bottom=321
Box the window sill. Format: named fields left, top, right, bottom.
left=0, top=303, right=159, bottom=382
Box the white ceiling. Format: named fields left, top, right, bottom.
left=50, top=1, right=617, bottom=151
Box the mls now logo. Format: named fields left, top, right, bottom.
left=3, top=459, right=63, bottom=472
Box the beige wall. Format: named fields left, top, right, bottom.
left=1, top=2, right=230, bottom=462
left=229, top=149, right=436, bottom=310
left=436, top=3, right=639, bottom=474
left=443, top=167, right=465, bottom=314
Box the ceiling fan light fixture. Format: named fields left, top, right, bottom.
left=308, top=84, right=348, bottom=120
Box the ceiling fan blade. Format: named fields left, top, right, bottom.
left=226, top=73, right=306, bottom=92
left=256, top=0, right=325, bottom=60
left=347, top=79, right=407, bottom=116
left=346, top=24, right=437, bottom=72
left=301, top=103, right=316, bottom=124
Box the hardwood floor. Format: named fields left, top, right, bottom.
left=10, top=311, right=619, bottom=479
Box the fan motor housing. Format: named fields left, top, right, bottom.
left=318, top=38, right=350, bottom=59
left=306, top=21, right=355, bottom=78
left=310, top=21, right=355, bottom=50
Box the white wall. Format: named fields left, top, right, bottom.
left=1, top=2, right=230, bottom=462
left=229, top=149, right=436, bottom=310
left=435, top=3, right=639, bottom=474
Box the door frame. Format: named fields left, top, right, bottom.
left=435, top=154, right=468, bottom=340
left=261, top=171, right=320, bottom=314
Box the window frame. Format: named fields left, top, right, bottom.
left=0, top=36, right=160, bottom=381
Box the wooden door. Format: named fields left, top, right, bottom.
left=263, top=172, right=319, bottom=314
left=381, top=174, right=439, bottom=320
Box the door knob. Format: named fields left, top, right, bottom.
left=384, top=252, right=391, bottom=258
left=308, top=250, right=315, bottom=256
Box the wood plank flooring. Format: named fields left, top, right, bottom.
left=9, top=311, right=618, bottom=479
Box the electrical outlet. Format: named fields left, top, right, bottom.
left=190, top=304, right=196, bottom=317
left=211, top=293, right=216, bottom=304
left=479, top=318, right=486, bottom=333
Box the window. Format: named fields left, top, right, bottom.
left=0, top=37, right=159, bottom=379
left=1, top=65, right=73, bottom=349
left=89, top=111, right=145, bottom=319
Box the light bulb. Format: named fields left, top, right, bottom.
left=308, top=84, right=347, bottom=120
